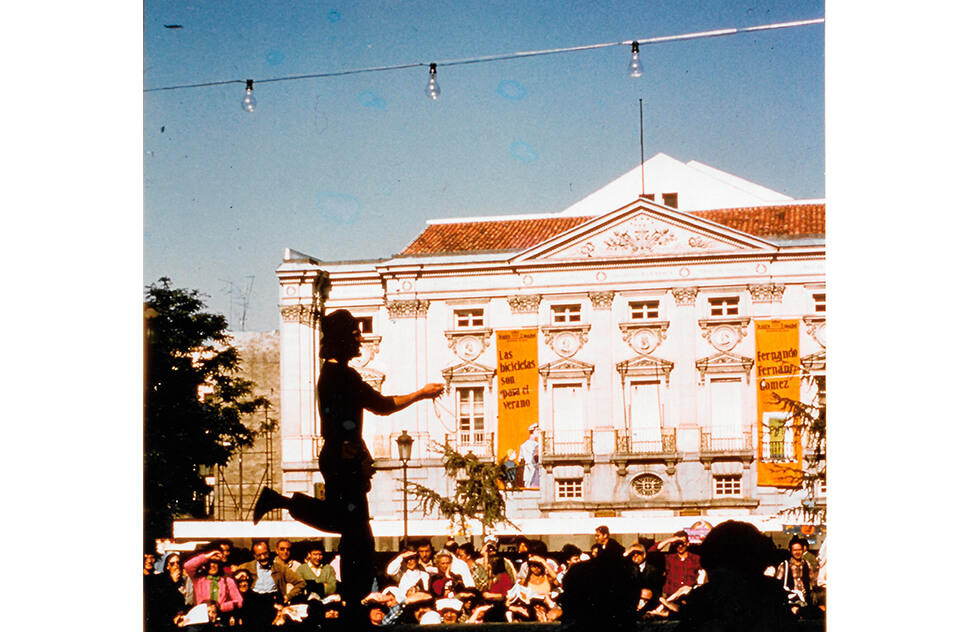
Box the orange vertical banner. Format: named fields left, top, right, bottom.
left=496, top=329, right=539, bottom=488
left=755, top=320, right=802, bottom=488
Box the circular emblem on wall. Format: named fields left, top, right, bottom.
left=815, top=323, right=826, bottom=348
left=756, top=263, right=768, bottom=274
left=552, top=331, right=580, bottom=358
left=710, top=325, right=740, bottom=352
left=523, top=275, right=534, bottom=286
left=456, top=335, right=484, bottom=361
left=679, top=267, right=691, bottom=278
left=596, top=271, right=607, bottom=281
left=631, top=473, right=664, bottom=498
left=630, top=329, right=659, bottom=354
left=402, top=280, right=413, bottom=291
left=285, top=286, right=297, bottom=296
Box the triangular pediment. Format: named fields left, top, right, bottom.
left=441, top=360, right=496, bottom=387
left=616, top=354, right=675, bottom=386
left=538, top=357, right=595, bottom=387
left=512, top=198, right=775, bottom=263
left=695, top=351, right=755, bottom=384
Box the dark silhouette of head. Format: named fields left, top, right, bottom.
left=319, top=309, right=362, bottom=361
left=699, top=520, right=775, bottom=577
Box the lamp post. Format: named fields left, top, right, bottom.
left=396, top=430, right=414, bottom=547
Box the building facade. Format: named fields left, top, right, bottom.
left=274, top=154, right=825, bottom=544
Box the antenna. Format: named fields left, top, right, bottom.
left=639, top=98, right=645, bottom=197
left=238, top=276, right=255, bottom=331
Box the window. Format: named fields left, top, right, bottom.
left=813, top=293, right=826, bottom=314
left=662, top=192, right=679, bottom=208
left=455, top=308, right=485, bottom=328
left=709, top=296, right=740, bottom=317
left=629, top=381, right=663, bottom=448
left=630, top=473, right=664, bottom=498
left=556, top=479, right=583, bottom=500
left=552, top=383, right=587, bottom=452
left=761, top=412, right=795, bottom=462
left=551, top=304, right=583, bottom=324
left=713, top=474, right=742, bottom=496
left=710, top=378, right=744, bottom=449
left=457, top=387, right=486, bottom=446
left=356, top=316, right=373, bottom=334
left=629, top=300, right=660, bottom=320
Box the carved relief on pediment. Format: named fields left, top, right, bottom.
left=546, top=213, right=732, bottom=260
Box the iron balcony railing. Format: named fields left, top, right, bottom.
left=541, top=429, right=593, bottom=457
left=700, top=428, right=754, bottom=454
left=444, top=431, right=495, bottom=459
left=615, top=428, right=677, bottom=454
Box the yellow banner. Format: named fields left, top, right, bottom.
left=755, top=320, right=803, bottom=488
left=496, top=329, right=539, bottom=488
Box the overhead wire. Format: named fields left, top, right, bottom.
left=143, top=17, right=823, bottom=94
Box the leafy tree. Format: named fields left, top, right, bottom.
left=144, top=278, right=268, bottom=540
left=772, top=374, right=826, bottom=523
left=406, top=441, right=518, bottom=540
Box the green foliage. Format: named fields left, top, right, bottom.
left=406, top=441, right=518, bottom=537
left=144, top=278, right=269, bottom=539
left=772, top=374, right=826, bottom=523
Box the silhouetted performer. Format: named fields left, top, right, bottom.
left=559, top=538, right=640, bottom=631
left=252, top=309, right=444, bottom=624
left=675, top=520, right=798, bottom=632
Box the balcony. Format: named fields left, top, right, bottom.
left=699, top=427, right=755, bottom=467
left=444, top=431, right=495, bottom=460
left=613, top=428, right=680, bottom=476
left=540, top=429, right=594, bottom=468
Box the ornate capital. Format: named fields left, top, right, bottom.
left=385, top=299, right=430, bottom=320
left=749, top=284, right=786, bottom=303
left=508, top=294, right=542, bottom=314
left=588, top=291, right=615, bottom=310
left=672, top=287, right=699, bottom=306
left=280, top=304, right=322, bottom=327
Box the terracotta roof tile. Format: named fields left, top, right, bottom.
left=690, top=204, right=825, bottom=238
left=398, top=204, right=824, bottom=256
left=399, top=216, right=593, bottom=255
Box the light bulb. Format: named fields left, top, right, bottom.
left=241, top=79, right=257, bottom=112
left=425, top=63, right=441, bottom=100
left=628, top=42, right=643, bottom=78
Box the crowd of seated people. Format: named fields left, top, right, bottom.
left=143, top=527, right=825, bottom=630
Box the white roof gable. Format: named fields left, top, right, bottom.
left=558, top=153, right=793, bottom=216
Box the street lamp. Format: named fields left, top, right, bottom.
left=396, top=430, right=414, bottom=547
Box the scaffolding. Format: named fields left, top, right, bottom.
left=210, top=406, right=281, bottom=522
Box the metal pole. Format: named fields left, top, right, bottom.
left=402, top=460, right=409, bottom=547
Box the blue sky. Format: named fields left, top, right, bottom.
left=144, top=0, right=824, bottom=331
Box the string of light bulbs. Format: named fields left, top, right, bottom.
left=144, top=17, right=823, bottom=112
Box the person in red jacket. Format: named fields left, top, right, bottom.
left=650, top=530, right=702, bottom=597
left=183, top=549, right=244, bottom=617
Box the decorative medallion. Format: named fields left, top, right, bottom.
left=629, top=328, right=660, bottom=355
left=541, top=325, right=591, bottom=359
left=455, top=335, right=484, bottom=361
left=552, top=331, right=581, bottom=358
left=709, top=325, right=740, bottom=352
left=631, top=473, right=664, bottom=498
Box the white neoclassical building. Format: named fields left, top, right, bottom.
left=273, top=153, right=825, bottom=547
